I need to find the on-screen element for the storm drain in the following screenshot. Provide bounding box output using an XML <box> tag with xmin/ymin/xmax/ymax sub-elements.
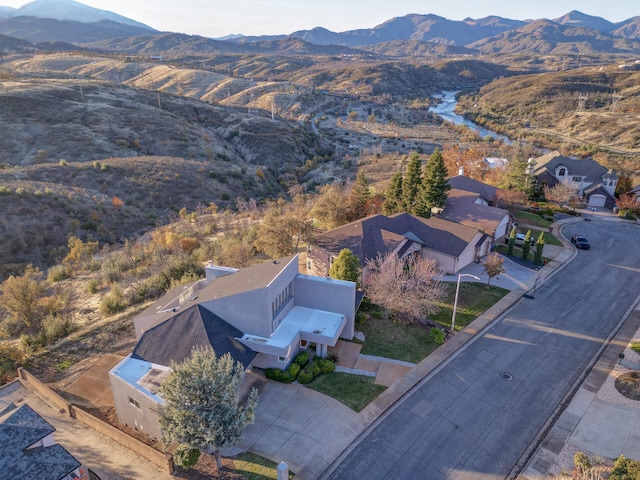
<box><xmin>501</xmin><ymin>372</ymin><xmax>514</xmax><ymax>381</ymax></box>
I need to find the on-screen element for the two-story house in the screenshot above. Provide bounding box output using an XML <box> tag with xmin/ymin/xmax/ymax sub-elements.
<box><xmin>109</xmin><ymin>255</ymin><xmax>355</xmax><ymax>439</ymax></box>
<box><xmin>530</xmin><ymin>151</ymin><xmax>618</xmax><ymax>208</ymax></box>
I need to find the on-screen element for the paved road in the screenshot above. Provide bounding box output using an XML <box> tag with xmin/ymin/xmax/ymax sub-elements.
<box><xmin>327</xmin><ymin>220</ymin><xmax>640</xmax><ymax>480</ymax></box>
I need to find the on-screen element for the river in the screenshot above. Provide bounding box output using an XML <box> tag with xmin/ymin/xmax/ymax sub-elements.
<box><xmin>429</xmin><ymin>90</ymin><xmax>512</xmax><ymax>144</ymax></box>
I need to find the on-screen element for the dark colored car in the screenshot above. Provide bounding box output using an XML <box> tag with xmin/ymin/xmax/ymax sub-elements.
<box><xmin>571</xmin><ymin>235</ymin><xmax>590</xmax><ymax>250</ymax></box>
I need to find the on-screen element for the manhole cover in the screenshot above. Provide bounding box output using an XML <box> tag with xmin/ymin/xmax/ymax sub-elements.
<box><xmin>501</xmin><ymin>372</ymin><xmax>513</xmax><ymax>381</ymax></box>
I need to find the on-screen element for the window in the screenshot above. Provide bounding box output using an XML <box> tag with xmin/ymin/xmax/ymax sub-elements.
<box><xmin>558</xmin><ymin>167</ymin><xmax>567</xmax><ymax>176</ymax></box>
<box><xmin>128</xmin><ymin>396</ymin><xmax>141</xmax><ymax>409</ymax></box>
<box><xmin>307</xmin><ymin>260</ymin><xmax>311</xmax><ymax>271</ymax></box>
<box><xmin>572</xmin><ymin>176</ymin><xmax>582</xmax><ymax>182</ymax></box>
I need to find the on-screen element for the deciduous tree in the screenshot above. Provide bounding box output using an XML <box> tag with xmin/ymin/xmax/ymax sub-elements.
<box><xmin>543</xmin><ymin>183</ymin><xmax>578</xmax><ymax>207</ymax></box>
<box><xmin>159</xmin><ymin>347</ymin><xmax>258</xmax><ymax>470</ymax></box>
<box><xmin>0</xmin><ymin>265</ymin><xmax>46</xmax><ymax>332</ymax></box>
<box><xmin>365</xmin><ymin>254</ymin><xmax>444</xmax><ymax>323</ymax></box>
<box><xmin>310</xmin><ymin>184</ymin><xmax>349</xmax><ymax>229</ymax></box>
<box><xmin>483</xmin><ymin>253</ymin><xmax>505</xmax><ymax>286</ymax></box>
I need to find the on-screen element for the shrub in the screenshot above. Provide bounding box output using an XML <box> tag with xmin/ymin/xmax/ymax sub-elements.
<box><xmin>314</xmin><ymin>357</ymin><xmax>336</xmax><ymax>374</ymax></box>
<box><xmin>297</xmin><ymin>369</ymin><xmax>314</xmax><ymax>385</ymax></box>
<box><xmin>101</xmin><ymin>286</ymin><xmax>126</xmax><ymax>315</ymax></box>
<box><xmin>265</xmin><ymin>367</ymin><xmax>296</xmax><ymax>383</ymax></box>
<box><xmin>294</xmin><ymin>350</ymin><xmax>309</xmax><ymax>367</ymax></box>
<box><xmin>430</xmin><ymin>327</ymin><xmax>445</xmax><ymax>345</ymax></box>
<box><xmin>0</xmin><ymin>342</ymin><xmax>24</xmax><ymax>384</ymax></box>
<box><xmin>0</xmin><ymin>186</ymin><xmax>11</xmax><ymax>195</ymax></box>
<box><xmin>174</xmin><ymin>444</ymin><xmax>201</xmax><ymax>469</ymax></box>
<box><xmin>287</xmin><ymin>362</ymin><xmax>300</xmax><ymax>378</ymax></box>
<box><xmin>59</xmin><ymin>159</ymin><xmax>67</xmax><ymax>166</ymax></box>
<box><xmin>611</xmin><ymin>455</ymin><xmax>640</xmax><ymax>479</ymax></box>
<box><xmin>47</xmin><ymin>265</ymin><xmax>72</xmax><ymax>283</ymax></box>
<box><xmin>43</xmin><ymin>315</ymin><xmax>74</xmax><ymax>343</ymax></box>
<box><xmin>87</xmin><ymin>279</ymin><xmax>99</xmax><ymax>294</ymax></box>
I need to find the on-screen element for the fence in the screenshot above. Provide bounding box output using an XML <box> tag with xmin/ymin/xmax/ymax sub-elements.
<box><xmin>16</xmin><ymin>368</ymin><xmax>174</xmax><ymax>474</ymax></box>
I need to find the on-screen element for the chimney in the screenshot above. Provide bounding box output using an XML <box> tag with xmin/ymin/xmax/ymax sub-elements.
<box><xmin>458</xmin><ymin>166</ymin><xmax>464</xmax><ymax>176</ymax></box>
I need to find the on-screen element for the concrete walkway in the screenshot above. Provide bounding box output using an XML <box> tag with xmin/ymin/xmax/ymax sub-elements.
<box><xmin>0</xmin><ymin>380</ymin><xmax>173</xmax><ymax>480</ymax></box>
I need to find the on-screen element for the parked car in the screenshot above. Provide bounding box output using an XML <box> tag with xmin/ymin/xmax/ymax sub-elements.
<box><xmin>504</xmin><ymin>233</ymin><xmax>535</xmax><ymax>247</ymax></box>
<box><xmin>571</xmin><ymin>235</ymin><xmax>590</xmax><ymax>250</ymax></box>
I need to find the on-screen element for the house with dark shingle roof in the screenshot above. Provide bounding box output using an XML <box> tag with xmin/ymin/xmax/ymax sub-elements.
<box><xmin>437</xmin><ymin>188</ymin><xmax>510</xmax><ymax>240</ymax></box>
<box><xmin>0</xmin><ymin>403</ymin><xmax>84</xmax><ymax>480</ymax></box>
<box><xmin>531</xmin><ymin>150</ymin><xmax>618</xmax><ymax>208</ymax></box>
<box><xmin>447</xmin><ymin>175</ymin><xmax>499</xmax><ymax>206</ymax></box>
<box><xmin>308</xmin><ymin>212</ymin><xmax>488</xmax><ymax>281</ymax></box>
<box><xmin>110</xmin><ymin>255</ymin><xmax>355</xmax><ymax>439</ymax></box>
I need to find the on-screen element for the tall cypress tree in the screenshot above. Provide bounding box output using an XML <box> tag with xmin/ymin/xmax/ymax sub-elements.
<box><xmin>402</xmin><ymin>152</ymin><xmax>423</xmax><ymax>215</ymax></box>
<box><xmin>383</xmin><ymin>172</ymin><xmax>404</xmax><ymax>215</ymax></box>
<box><xmin>421</xmin><ymin>148</ymin><xmax>451</xmax><ymax>212</ymax></box>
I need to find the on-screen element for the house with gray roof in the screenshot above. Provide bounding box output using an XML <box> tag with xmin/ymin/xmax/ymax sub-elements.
<box><xmin>437</xmin><ymin>188</ymin><xmax>510</xmax><ymax>240</ymax></box>
<box><xmin>447</xmin><ymin>175</ymin><xmax>499</xmax><ymax>206</ymax></box>
<box><xmin>307</xmin><ymin>212</ymin><xmax>487</xmax><ymax>281</ymax></box>
<box><xmin>110</xmin><ymin>255</ymin><xmax>355</xmax><ymax>439</ymax></box>
<box><xmin>0</xmin><ymin>403</ymin><xmax>83</xmax><ymax>480</ymax></box>
<box><xmin>531</xmin><ymin>151</ymin><xmax>618</xmax><ymax>208</ymax></box>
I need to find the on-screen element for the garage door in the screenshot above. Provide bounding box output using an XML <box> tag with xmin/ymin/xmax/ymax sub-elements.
<box><xmin>588</xmin><ymin>194</ymin><xmax>606</xmax><ymax>207</ymax></box>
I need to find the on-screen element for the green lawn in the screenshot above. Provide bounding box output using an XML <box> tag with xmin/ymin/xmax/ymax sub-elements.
<box><xmin>359</xmin><ymin>310</ymin><xmax>441</xmax><ymax>363</ymax></box>
<box><xmin>307</xmin><ymin>372</ymin><xmax>387</xmax><ymax>412</ymax></box>
<box><xmin>430</xmin><ymin>283</ymin><xmax>509</xmax><ymax>331</ymax></box>
<box><xmin>513</xmin><ymin>210</ymin><xmax>552</xmax><ymax>227</ymax></box>
<box><xmin>228</xmin><ymin>452</ymin><xmax>295</xmax><ymax>479</ymax></box>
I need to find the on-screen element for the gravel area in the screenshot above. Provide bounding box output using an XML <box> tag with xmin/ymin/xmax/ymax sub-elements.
<box><xmin>544</xmin><ymin>331</ymin><xmax>640</xmax><ymax>478</ymax></box>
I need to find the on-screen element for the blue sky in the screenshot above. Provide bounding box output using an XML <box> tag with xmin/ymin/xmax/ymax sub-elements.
<box><xmin>2</xmin><ymin>0</ymin><xmax>638</xmax><ymax>37</ymax></box>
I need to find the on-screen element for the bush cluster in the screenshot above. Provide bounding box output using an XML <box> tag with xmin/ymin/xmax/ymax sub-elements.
<box><xmin>265</xmin><ymin>351</ymin><xmax>335</xmax><ymax>385</ymax></box>
<box><xmin>430</xmin><ymin>327</ymin><xmax>445</xmax><ymax>345</ymax></box>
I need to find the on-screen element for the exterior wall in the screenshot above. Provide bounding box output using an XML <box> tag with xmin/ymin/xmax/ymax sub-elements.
<box><xmin>494</xmin><ymin>214</ymin><xmax>510</xmax><ymax>240</ymax></box>
<box><xmin>109</xmin><ymin>370</ymin><xmax>162</xmax><ymax>440</ymax></box>
<box><xmin>294</xmin><ymin>274</ymin><xmax>356</xmax><ymax>340</ymax></box>
<box><xmin>307</xmin><ymin>245</ymin><xmax>331</xmax><ymax>277</ymax></box>
<box><xmin>421</xmin><ymin>232</ymin><xmax>484</xmax><ymax>274</ymax></box>
<box><xmin>201</xmin><ymin>288</ymin><xmax>270</xmax><ymax>337</ymax></box>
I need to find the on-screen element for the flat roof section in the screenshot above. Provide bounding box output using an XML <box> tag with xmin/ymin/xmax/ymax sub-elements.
<box><xmin>240</xmin><ymin>306</ymin><xmax>346</xmax><ymax>356</ymax></box>
<box><xmin>110</xmin><ymin>356</ymin><xmax>170</xmax><ymax>403</ymax></box>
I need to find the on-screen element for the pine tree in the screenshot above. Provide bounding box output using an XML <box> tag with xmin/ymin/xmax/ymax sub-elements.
<box><xmin>383</xmin><ymin>172</ymin><xmax>404</xmax><ymax>215</ymax></box>
<box><xmin>329</xmin><ymin>249</ymin><xmax>361</xmax><ymax>286</ymax></box>
<box><xmin>402</xmin><ymin>152</ymin><xmax>423</xmax><ymax>215</ymax></box>
<box><xmin>159</xmin><ymin>347</ymin><xmax>258</xmax><ymax>470</ymax></box>
<box><xmin>347</xmin><ymin>171</ymin><xmax>372</xmax><ymax>221</ymax></box>
<box><xmin>420</xmin><ymin>148</ymin><xmax>451</xmax><ymax>213</ymax></box>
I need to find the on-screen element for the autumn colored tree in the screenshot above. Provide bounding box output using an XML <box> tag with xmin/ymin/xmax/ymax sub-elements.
<box><xmin>0</xmin><ymin>265</ymin><xmax>47</xmax><ymax>332</ymax></box>
<box><xmin>365</xmin><ymin>253</ymin><xmax>444</xmax><ymax>323</ymax></box>
<box><xmin>63</xmin><ymin>236</ymin><xmax>99</xmax><ymax>268</ymax></box>
<box><xmin>483</xmin><ymin>253</ymin><xmax>505</xmax><ymax>286</ymax></box>
<box><xmin>310</xmin><ymin>184</ymin><xmax>349</xmax><ymax>229</ymax></box>
<box><xmin>494</xmin><ymin>189</ymin><xmax>529</xmax><ymax>210</ymax></box>
<box><xmin>254</xmin><ymin>200</ymin><xmax>313</xmax><ymax>258</ymax></box>
<box><xmin>616</xmin><ymin>193</ymin><xmax>640</xmax><ymax>215</ymax></box>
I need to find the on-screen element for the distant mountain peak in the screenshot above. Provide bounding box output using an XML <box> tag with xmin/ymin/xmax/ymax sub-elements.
<box><xmin>13</xmin><ymin>0</ymin><xmax>155</xmax><ymax>30</ymax></box>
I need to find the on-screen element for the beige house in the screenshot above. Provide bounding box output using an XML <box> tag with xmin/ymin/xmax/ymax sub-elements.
<box><xmin>110</xmin><ymin>255</ymin><xmax>356</xmax><ymax>439</ymax></box>
<box><xmin>308</xmin><ymin>212</ymin><xmax>487</xmax><ymax>281</ymax></box>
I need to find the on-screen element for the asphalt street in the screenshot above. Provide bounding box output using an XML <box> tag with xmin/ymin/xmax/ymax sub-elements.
<box><xmin>327</xmin><ymin>220</ymin><xmax>640</xmax><ymax>480</ymax></box>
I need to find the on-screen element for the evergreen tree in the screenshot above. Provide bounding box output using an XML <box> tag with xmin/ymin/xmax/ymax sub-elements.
<box><xmin>420</xmin><ymin>148</ymin><xmax>451</xmax><ymax>213</ymax></box>
<box><xmin>329</xmin><ymin>248</ymin><xmax>361</xmax><ymax>286</ymax></box>
<box><xmin>506</xmin><ymin>227</ymin><xmax>516</xmax><ymax>256</ymax></box>
<box><xmin>159</xmin><ymin>347</ymin><xmax>258</xmax><ymax>470</ymax></box>
<box><xmin>534</xmin><ymin>232</ymin><xmax>545</xmax><ymax>265</ymax></box>
<box><xmin>402</xmin><ymin>152</ymin><xmax>423</xmax><ymax>215</ymax></box>
<box><xmin>499</xmin><ymin>156</ymin><xmax>533</xmax><ymax>196</ymax></box>
<box><xmin>347</xmin><ymin>171</ymin><xmax>372</xmax><ymax>221</ymax></box>
<box><xmin>383</xmin><ymin>172</ymin><xmax>404</xmax><ymax>215</ymax></box>
<box><xmin>521</xmin><ymin>229</ymin><xmax>532</xmax><ymax>261</ymax></box>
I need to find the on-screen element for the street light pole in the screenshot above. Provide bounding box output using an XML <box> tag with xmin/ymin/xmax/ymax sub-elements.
<box><xmin>451</xmin><ymin>273</ymin><xmax>480</xmax><ymax>331</ymax></box>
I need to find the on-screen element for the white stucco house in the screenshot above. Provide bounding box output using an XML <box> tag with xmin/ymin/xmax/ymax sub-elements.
<box><xmin>109</xmin><ymin>255</ymin><xmax>356</xmax><ymax>439</ymax></box>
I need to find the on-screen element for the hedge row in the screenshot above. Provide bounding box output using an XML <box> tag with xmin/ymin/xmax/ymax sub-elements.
<box><xmin>265</xmin><ymin>351</ymin><xmax>335</xmax><ymax>385</ymax></box>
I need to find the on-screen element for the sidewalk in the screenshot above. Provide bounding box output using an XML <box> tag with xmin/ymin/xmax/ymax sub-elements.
<box><xmin>518</xmin><ymin>302</ymin><xmax>640</xmax><ymax>479</ymax></box>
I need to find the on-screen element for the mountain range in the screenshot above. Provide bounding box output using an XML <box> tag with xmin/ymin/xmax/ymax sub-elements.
<box><xmin>0</xmin><ymin>0</ymin><xmax>640</xmax><ymax>56</ymax></box>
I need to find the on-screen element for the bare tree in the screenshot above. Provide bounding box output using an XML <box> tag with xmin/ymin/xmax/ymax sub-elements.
<box><xmin>365</xmin><ymin>254</ymin><xmax>445</xmax><ymax>323</ymax></box>
<box><xmin>544</xmin><ymin>183</ymin><xmax>578</xmax><ymax>207</ymax></box>
<box><xmin>483</xmin><ymin>252</ymin><xmax>505</xmax><ymax>286</ymax></box>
